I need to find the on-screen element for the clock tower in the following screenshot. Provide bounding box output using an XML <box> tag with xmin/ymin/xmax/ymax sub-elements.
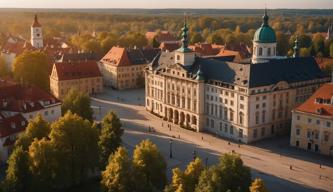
<box><xmin>31</xmin><ymin>14</ymin><xmax>43</xmax><ymax>48</ymax></box>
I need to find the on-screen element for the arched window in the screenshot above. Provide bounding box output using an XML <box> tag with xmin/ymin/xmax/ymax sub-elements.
<box><xmin>259</xmin><ymin>47</ymin><xmax>263</xmax><ymax>56</ymax></box>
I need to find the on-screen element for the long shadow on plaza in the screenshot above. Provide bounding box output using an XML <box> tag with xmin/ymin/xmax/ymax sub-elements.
<box><xmin>249</xmin><ymin>136</ymin><xmax>333</xmax><ymax>168</ymax></box>
<box><xmin>122</xmin><ymin>120</ymin><xmax>326</xmax><ymax>192</ymax></box>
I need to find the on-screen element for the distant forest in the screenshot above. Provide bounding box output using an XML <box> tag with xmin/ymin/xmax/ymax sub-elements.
<box><xmin>0</xmin><ymin>9</ymin><xmax>333</xmax><ymax>58</ymax></box>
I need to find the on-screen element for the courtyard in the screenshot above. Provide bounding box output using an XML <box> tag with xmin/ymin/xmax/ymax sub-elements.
<box><xmin>91</xmin><ymin>88</ymin><xmax>333</xmax><ymax>192</ymax></box>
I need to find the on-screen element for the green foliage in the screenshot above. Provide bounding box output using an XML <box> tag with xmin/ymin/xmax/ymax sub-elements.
<box><xmin>0</xmin><ymin>56</ymin><xmax>10</xmax><ymax>78</ymax></box>
<box><xmin>49</xmin><ymin>111</ymin><xmax>99</xmax><ymax>186</ymax></box>
<box><xmin>12</xmin><ymin>51</ymin><xmax>50</xmax><ymax>91</ymax></box>
<box><xmin>101</xmin><ymin>147</ymin><xmax>132</xmax><ymax>192</ymax></box>
<box><xmin>167</xmin><ymin>158</ymin><xmax>204</xmax><ymax>192</ymax></box>
<box><xmin>190</xmin><ymin>32</ymin><xmax>204</xmax><ymax>44</ymax></box>
<box><xmin>300</xmin><ymin>47</ymin><xmax>311</xmax><ymax>57</ymax></box>
<box><xmin>133</xmin><ymin>139</ymin><xmax>167</xmax><ymax>191</ymax></box>
<box><xmin>15</xmin><ymin>114</ymin><xmax>50</xmax><ymax>151</ymax></box>
<box><xmin>312</xmin><ymin>33</ymin><xmax>325</xmax><ymax>56</ymax></box>
<box><xmin>276</xmin><ymin>32</ymin><xmax>290</xmax><ymax>55</ymax></box>
<box><xmin>99</xmin><ymin>111</ymin><xmax>124</xmax><ymax>168</ymax></box>
<box><xmin>151</xmin><ymin>37</ymin><xmax>160</xmax><ymax>48</ymax></box>
<box><xmin>195</xmin><ymin>153</ymin><xmax>251</xmax><ymax>192</ymax></box>
<box><xmin>28</xmin><ymin>138</ymin><xmax>61</xmax><ymax>191</ymax></box>
<box><xmin>3</xmin><ymin>147</ymin><xmax>31</xmax><ymax>192</ymax></box>
<box><xmin>195</xmin><ymin>166</ymin><xmax>222</xmax><ymax>192</ymax></box>
<box><xmin>249</xmin><ymin>178</ymin><xmax>269</xmax><ymax>192</ymax></box>
<box><xmin>61</xmin><ymin>88</ymin><xmax>93</xmax><ymax>121</ymax></box>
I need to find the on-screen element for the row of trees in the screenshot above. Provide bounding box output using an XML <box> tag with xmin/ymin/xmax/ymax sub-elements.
<box><xmin>2</xmin><ymin>89</ymin><xmax>124</xmax><ymax>191</ymax></box>
<box><xmin>102</xmin><ymin>146</ymin><xmax>268</xmax><ymax>192</ymax></box>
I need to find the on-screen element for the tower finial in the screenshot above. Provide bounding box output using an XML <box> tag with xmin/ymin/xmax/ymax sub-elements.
<box><xmin>180</xmin><ymin>14</ymin><xmax>189</xmax><ymax>49</ymax></box>
<box><xmin>262</xmin><ymin>6</ymin><xmax>269</xmax><ymax>26</ymax></box>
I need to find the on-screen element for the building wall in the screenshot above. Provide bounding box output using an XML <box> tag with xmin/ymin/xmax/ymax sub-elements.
<box><xmin>0</xmin><ymin>52</ymin><xmax>16</xmax><ymax>70</ymax></box>
<box><xmin>146</xmin><ymin>66</ymin><xmax>328</xmax><ymax>143</ymax></box>
<box><xmin>50</xmin><ymin>76</ymin><xmax>103</xmax><ymax>99</ymax></box>
<box><xmin>99</xmin><ymin>62</ymin><xmax>146</xmax><ymax>90</ymax></box>
<box><xmin>22</xmin><ymin>104</ymin><xmax>62</xmax><ymax>122</ymax></box>
<box><xmin>290</xmin><ymin>111</ymin><xmax>333</xmax><ymax>156</ymax></box>
<box><xmin>145</xmin><ymin>69</ymin><xmax>203</xmax><ymax>131</ymax></box>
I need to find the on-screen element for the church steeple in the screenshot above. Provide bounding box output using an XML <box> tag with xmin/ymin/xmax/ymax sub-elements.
<box><xmin>177</xmin><ymin>15</ymin><xmax>192</xmax><ymax>53</ymax></box>
<box><xmin>175</xmin><ymin>14</ymin><xmax>195</xmax><ymax>66</ymax></box>
<box><xmin>31</xmin><ymin>14</ymin><xmax>43</xmax><ymax>48</ymax></box>
<box><xmin>293</xmin><ymin>36</ymin><xmax>300</xmax><ymax>58</ymax></box>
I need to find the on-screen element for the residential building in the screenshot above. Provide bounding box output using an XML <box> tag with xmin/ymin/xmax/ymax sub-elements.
<box><xmin>0</xmin><ymin>114</ymin><xmax>27</xmax><ymax>163</ymax></box>
<box><xmin>145</xmin><ymin>11</ymin><xmax>330</xmax><ymax>143</ymax></box>
<box><xmin>0</xmin><ymin>79</ymin><xmax>61</xmax><ymax>162</ymax></box>
<box><xmin>145</xmin><ymin>31</ymin><xmax>177</xmax><ymax>43</ymax></box>
<box><xmin>50</xmin><ymin>61</ymin><xmax>103</xmax><ymax>99</ymax></box>
<box><xmin>290</xmin><ymin>83</ymin><xmax>333</xmax><ymax>156</ymax></box>
<box><xmin>99</xmin><ymin>46</ymin><xmax>160</xmax><ymax>89</ymax></box>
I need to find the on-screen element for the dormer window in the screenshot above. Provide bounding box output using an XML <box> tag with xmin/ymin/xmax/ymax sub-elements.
<box><xmin>11</xmin><ymin>122</ymin><xmax>16</xmax><ymax>129</ymax></box>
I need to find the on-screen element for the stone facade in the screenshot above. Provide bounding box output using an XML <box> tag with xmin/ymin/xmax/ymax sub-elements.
<box><xmin>290</xmin><ymin>83</ymin><xmax>333</xmax><ymax>156</ymax></box>
<box><xmin>145</xmin><ymin>13</ymin><xmax>330</xmax><ymax>143</ymax></box>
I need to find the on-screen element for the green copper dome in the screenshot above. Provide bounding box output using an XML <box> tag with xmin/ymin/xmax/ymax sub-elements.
<box><xmin>253</xmin><ymin>10</ymin><xmax>276</xmax><ymax>43</ymax></box>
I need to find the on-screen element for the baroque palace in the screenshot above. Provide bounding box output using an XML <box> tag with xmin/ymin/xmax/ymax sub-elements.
<box><xmin>145</xmin><ymin>11</ymin><xmax>330</xmax><ymax>143</ymax></box>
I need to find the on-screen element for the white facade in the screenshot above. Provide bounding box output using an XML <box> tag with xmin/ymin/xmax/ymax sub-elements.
<box><xmin>252</xmin><ymin>42</ymin><xmax>277</xmax><ymax>64</ymax></box>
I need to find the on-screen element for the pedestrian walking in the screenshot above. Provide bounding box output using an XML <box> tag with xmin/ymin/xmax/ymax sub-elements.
<box><xmin>290</xmin><ymin>165</ymin><xmax>292</xmax><ymax>170</ymax></box>
<box><xmin>319</xmin><ymin>164</ymin><xmax>322</xmax><ymax>168</ymax></box>
<box><xmin>228</xmin><ymin>141</ymin><xmax>230</xmax><ymax>145</ymax></box>
<box><xmin>178</xmin><ymin>134</ymin><xmax>180</xmax><ymax>139</ymax></box>
<box><xmin>201</xmin><ymin>136</ymin><xmax>203</xmax><ymax>141</ymax></box>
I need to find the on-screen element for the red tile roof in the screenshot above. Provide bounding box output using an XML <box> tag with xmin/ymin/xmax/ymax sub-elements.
<box><xmin>101</xmin><ymin>47</ymin><xmax>132</xmax><ymax>66</ymax></box>
<box><xmin>101</xmin><ymin>46</ymin><xmax>160</xmax><ymax>67</ymax></box>
<box><xmin>0</xmin><ymin>82</ymin><xmax>60</xmax><ymax>113</ymax></box>
<box><xmin>0</xmin><ymin>114</ymin><xmax>27</xmax><ymax>138</ymax></box>
<box><xmin>189</xmin><ymin>43</ymin><xmax>223</xmax><ymax>56</ymax></box>
<box><xmin>53</xmin><ymin>61</ymin><xmax>102</xmax><ymax>81</ymax></box>
<box><xmin>32</xmin><ymin>15</ymin><xmax>41</xmax><ymax>27</ymax></box>
<box><xmin>159</xmin><ymin>41</ymin><xmax>180</xmax><ymax>52</ymax></box>
<box><xmin>296</xmin><ymin>83</ymin><xmax>333</xmax><ymax>118</ymax></box>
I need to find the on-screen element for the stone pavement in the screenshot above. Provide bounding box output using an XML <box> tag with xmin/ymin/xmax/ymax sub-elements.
<box><xmin>91</xmin><ymin>88</ymin><xmax>333</xmax><ymax>192</ymax></box>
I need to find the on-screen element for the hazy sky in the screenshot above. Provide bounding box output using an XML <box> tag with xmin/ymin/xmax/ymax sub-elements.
<box><xmin>0</xmin><ymin>0</ymin><xmax>332</xmax><ymax>9</ymax></box>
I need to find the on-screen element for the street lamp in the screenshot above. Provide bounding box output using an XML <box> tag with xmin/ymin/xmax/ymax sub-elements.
<box><xmin>169</xmin><ymin>139</ymin><xmax>173</xmax><ymax>159</ymax></box>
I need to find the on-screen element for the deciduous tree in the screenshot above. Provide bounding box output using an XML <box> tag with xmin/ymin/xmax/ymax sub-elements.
<box><xmin>101</xmin><ymin>147</ymin><xmax>132</xmax><ymax>192</ymax></box>
<box><xmin>3</xmin><ymin>147</ymin><xmax>31</xmax><ymax>192</ymax></box>
<box><xmin>61</xmin><ymin>88</ymin><xmax>93</xmax><ymax>121</ymax></box>
<box><xmin>12</xmin><ymin>51</ymin><xmax>50</xmax><ymax>90</ymax></box>
<box><xmin>249</xmin><ymin>178</ymin><xmax>268</xmax><ymax>192</ymax></box>
<box><xmin>132</xmin><ymin>139</ymin><xmax>167</xmax><ymax>192</ymax></box>
<box><xmin>15</xmin><ymin>114</ymin><xmax>50</xmax><ymax>151</ymax></box>
<box><xmin>99</xmin><ymin>111</ymin><xmax>124</xmax><ymax>168</ymax></box>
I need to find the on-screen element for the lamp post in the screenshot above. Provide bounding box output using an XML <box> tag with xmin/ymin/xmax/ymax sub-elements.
<box><xmin>169</xmin><ymin>139</ymin><xmax>173</xmax><ymax>159</ymax></box>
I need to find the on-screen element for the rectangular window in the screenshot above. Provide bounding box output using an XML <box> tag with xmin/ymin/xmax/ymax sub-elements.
<box><xmin>230</xmin><ymin>126</ymin><xmax>234</xmax><ymax>135</ymax></box>
<box><xmin>253</xmin><ymin>129</ymin><xmax>258</xmax><ymax>138</ymax></box>
<box><xmin>296</xmin><ymin>128</ymin><xmax>300</xmax><ymax>135</ymax></box>
<box><xmin>224</xmin><ymin>124</ymin><xmax>228</xmax><ymax>133</ymax></box>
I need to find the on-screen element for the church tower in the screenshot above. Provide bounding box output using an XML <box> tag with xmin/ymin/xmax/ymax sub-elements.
<box><xmin>31</xmin><ymin>14</ymin><xmax>43</xmax><ymax>48</ymax></box>
<box><xmin>251</xmin><ymin>9</ymin><xmax>277</xmax><ymax>64</ymax></box>
<box><xmin>174</xmin><ymin>17</ymin><xmax>195</xmax><ymax>66</ymax></box>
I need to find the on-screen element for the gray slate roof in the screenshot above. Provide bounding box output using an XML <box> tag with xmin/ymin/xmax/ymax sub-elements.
<box><xmin>151</xmin><ymin>52</ymin><xmax>328</xmax><ymax>88</ymax></box>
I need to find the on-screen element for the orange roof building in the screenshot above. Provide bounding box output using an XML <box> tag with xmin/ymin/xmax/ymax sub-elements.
<box><xmin>99</xmin><ymin>46</ymin><xmax>160</xmax><ymax>89</ymax></box>
<box><xmin>50</xmin><ymin>61</ymin><xmax>103</xmax><ymax>99</ymax></box>
<box><xmin>290</xmin><ymin>82</ymin><xmax>333</xmax><ymax>156</ymax></box>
